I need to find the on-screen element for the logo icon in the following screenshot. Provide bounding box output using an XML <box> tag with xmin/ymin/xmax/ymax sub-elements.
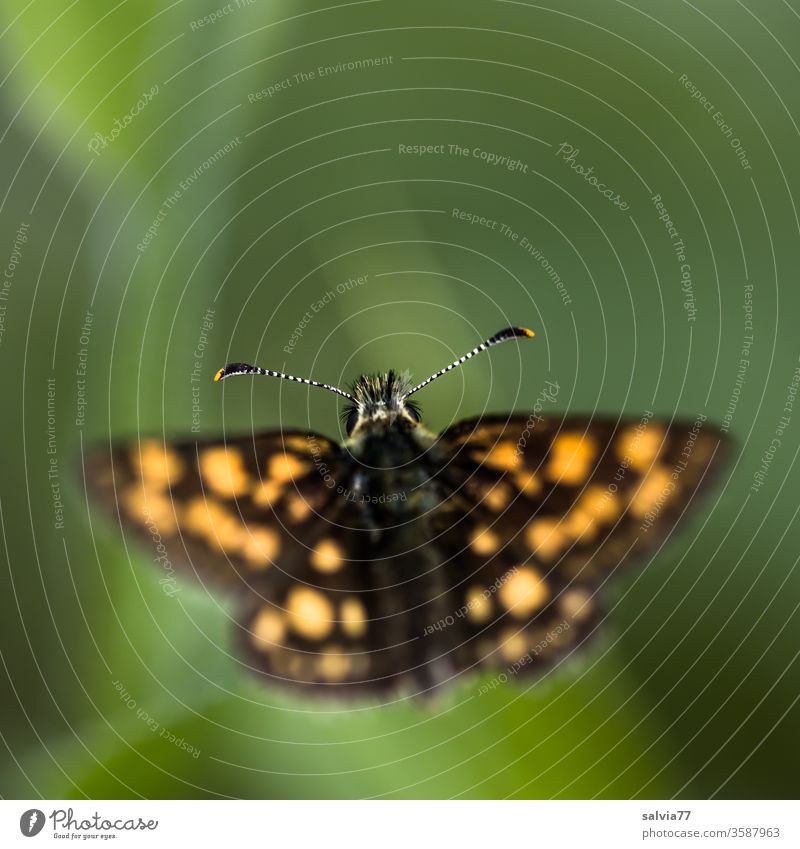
<box><xmin>19</xmin><ymin>809</ymin><xmax>45</xmax><ymax>837</ymax></box>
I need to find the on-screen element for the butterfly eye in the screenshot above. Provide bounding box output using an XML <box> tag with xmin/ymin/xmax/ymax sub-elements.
<box><xmin>345</xmin><ymin>408</ymin><xmax>360</xmax><ymax>436</ymax></box>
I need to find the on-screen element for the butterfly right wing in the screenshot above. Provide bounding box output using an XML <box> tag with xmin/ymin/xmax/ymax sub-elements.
<box><xmin>424</xmin><ymin>413</ymin><xmax>727</xmax><ymax>682</ymax></box>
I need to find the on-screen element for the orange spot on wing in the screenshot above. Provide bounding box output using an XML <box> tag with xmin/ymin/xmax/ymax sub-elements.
<box><xmin>311</xmin><ymin>539</ymin><xmax>345</xmax><ymax>573</ymax></box>
<box><xmin>499</xmin><ymin>567</ymin><xmax>550</xmax><ymax>618</ymax></box>
<box><xmin>200</xmin><ymin>446</ymin><xmax>251</xmax><ymax>498</ymax></box>
<box><xmin>469</xmin><ymin>525</ymin><xmax>500</xmax><ymax>556</ymax></box>
<box><xmin>132</xmin><ymin>441</ymin><xmax>185</xmax><ymax>489</ymax></box>
<box><xmin>482</xmin><ymin>442</ymin><xmax>519</xmax><ymax>471</ymax></box>
<box><xmin>546</xmin><ymin>432</ymin><xmax>596</xmax><ymax>484</ymax></box>
<box><xmin>251</xmin><ymin>608</ymin><xmax>286</xmax><ymax>649</ymax></box>
<box><xmin>525</xmin><ymin>519</ymin><xmax>564</xmax><ymax>560</ymax></box>
<box><xmin>616</xmin><ymin>424</ymin><xmax>666</xmax><ymax>471</ymax></box>
<box><xmin>268</xmin><ymin>453</ymin><xmax>312</xmax><ymax>484</ymax></box>
<box><xmin>286</xmin><ymin>587</ymin><xmax>334</xmax><ymax>640</ymax></box>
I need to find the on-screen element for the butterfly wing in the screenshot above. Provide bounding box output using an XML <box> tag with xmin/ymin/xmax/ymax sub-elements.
<box><xmin>427</xmin><ymin>414</ymin><xmax>726</xmax><ymax>681</ymax></box>
<box><xmin>86</xmin><ymin>431</ymin><xmax>353</xmax><ymax>593</ymax></box>
<box><xmin>88</xmin><ymin>431</ymin><xmax>435</xmax><ymax>694</ymax></box>
<box><xmin>87</xmin><ymin>412</ymin><xmax>726</xmax><ymax>697</ymax></box>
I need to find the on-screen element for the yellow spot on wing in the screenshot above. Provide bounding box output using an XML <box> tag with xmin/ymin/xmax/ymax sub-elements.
<box><xmin>282</xmin><ymin>435</ymin><xmax>314</xmax><ymax>452</ymax></box>
<box><xmin>564</xmin><ymin>509</ymin><xmax>597</xmax><ymax>542</ymax></box>
<box><xmin>268</xmin><ymin>453</ymin><xmax>312</xmax><ymax>484</ymax></box>
<box><xmin>465</xmin><ymin>586</ymin><xmax>493</xmax><ymax>624</ymax></box>
<box><xmin>240</xmin><ymin>527</ymin><xmax>279</xmax><ymax>567</ymax></box>
<box><xmin>213</xmin><ymin>367</ymin><xmax>225</xmax><ymax>382</ymax></box>
<box><xmin>616</xmin><ymin>424</ymin><xmax>666</xmax><ymax>470</ymax></box>
<box><xmin>132</xmin><ymin>441</ymin><xmax>185</xmax><ymax>488</ymax></box>
<box><xmin>182</xmin><ymin>496</ymin><xmax>242</xmax><ymax>553</ymax></box>
<box><xmin>512</xmin><ymin>469</ymin><xmax>542</xmax><ymax>496</ymax></box>
<box><xmin>525</xmin><ymin>519</ymin><xmax>563</xmax><ymax>560</ymax></box>
<box><xmin>578</xmin><ymin>485</ymin><xmax>620</xmax><ymax>523</ymax></box>
<box><xmin>629</xmin><ymin>466</ymin><xmax>675</xmax><ymax>518</ymax></box>
<box><xmin>311</xmin><ymin>539</ymin><xmax>345</xmax><ymax>573</ymax></box>
<box><xmin>251</xmin><ymin>608</ymin><xmax>286</xmax><ymax>649</ymax></box>
<box><xmin>560</xmin><ymin>588</ymin><xmax>593</xmax><ymax>623</ymax></box>
<box><xmin>469</xmin><ymin>525</ymin><xmax>500</xmax><ymax>556</ymax></box>
<box><xmin>251</xmin><ymin>479</ymin><xmax>283</xmax><ymax>506</ymax></box>
<box><xmin>286</xmin><ymin>587</ymin><xmax>334</xmax><ymax>640</ymax></box>
<box><xmin>122</xmin><ymin>486</ymin><xmax>177</xmax><ymax>533</ymax></box>
<box><xmin>200</xmin><ymin>446</ymin><xmax>251</xmax><ymax>498</ymax></box>
<box><xmin>499</xmin><ymin>566</ymin><xmax>550</xmax><ymax>618</ymax></box>
<box><xmin>546</xmin><ymin>432</ymin><xmax>596</xmax><ymax>484</ymax></box>
<box><xmin>317</xmin><ymin>647</ymin><xmax>351</xmax><ymax>682</ymax></box>
<box><xmin>286</xmin><ymin>493</ymin><xmax>312</xmax><ymax>522</ymax></box>
<box><xmin>482</xmin><ymin>442</ymin><xmax>519</xmax><ymax>471</ymax></box>
<box><xmin>482</xmin><ymin>481</ymin><xmax>512</xmax><ymax>511</ymax></box>
<box><xmin>340</xmin><ymin>597</ymin><xmax>367</xmax><ymax>638</ymax></box>
<box><xmin>499</xmin><ymin>629</ymin><xmax>528</xmax><ymax>662</ymax></box>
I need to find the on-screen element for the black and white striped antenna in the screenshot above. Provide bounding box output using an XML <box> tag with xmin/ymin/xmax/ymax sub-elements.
<box><xmin>213</xmin><ymin>363</ymin><xmax>353</xmax><ymax>401</ymax></box>
<box><xmin>402</xmin><ymin>326</ymin><xmax>535</xmax><ymax>399</ymax></box>
<box><xmin>213</xmin><ymin>326</ymin><xmax>534</xmax><ymax>402</ymax></box>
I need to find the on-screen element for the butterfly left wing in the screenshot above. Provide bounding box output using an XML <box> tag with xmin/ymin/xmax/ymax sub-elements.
<box><xmin>86</xmin><ymin>431</ymin><xmax>353</xmax><ymax>593</ymax></box>
<box><xmin>425</xmin><ymin>413</ymin><xmax>726</xmax><ymax>680</ymax></box>
<box><xmin>88</xmin><ymin>431</ymin><xmax>441</xmax><ymax>695</ymax></box>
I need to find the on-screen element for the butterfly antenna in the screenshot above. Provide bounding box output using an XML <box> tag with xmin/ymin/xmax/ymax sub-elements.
<box><xmin>213</xmin><ymin>363</ymin><xmax>353</xmax><ymax>401</ymax></box>
<box><xmin>402</xmin><ymin>326</ymin><xmax>535</xmax><ymax>398</ymax></box>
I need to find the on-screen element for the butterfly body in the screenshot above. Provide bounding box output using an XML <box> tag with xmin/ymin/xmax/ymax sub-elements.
<box><xmin>92</xmin><ymin>328</ymin><xmax>726</xmax><ymax>698</ymax></box>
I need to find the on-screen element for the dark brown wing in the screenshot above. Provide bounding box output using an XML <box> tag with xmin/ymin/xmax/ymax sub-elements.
<box><xmin>86</xmin><ymin>431</ymin><xmax>353</xmax><ymax>593</ymax></box>
<box><xmin>86</xmin><ymin>413</ymin><xmax>726</xmax><ymax>698</ymax></box>
<box><xmin>425</xmin><ymin>413</ymin><xmax>727</xmax><ymax>682</ymax></box>
<box><xmin>87</xmin><ymin>431</ymin><xmax>441</xmax><ymax>695</ymax></box>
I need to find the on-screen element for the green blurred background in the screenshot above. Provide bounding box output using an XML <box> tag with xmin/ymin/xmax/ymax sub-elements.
<box><xmin>1</xmin><ymin>0</ymin><xmax>798</xmax><ymax>799</ymax></box>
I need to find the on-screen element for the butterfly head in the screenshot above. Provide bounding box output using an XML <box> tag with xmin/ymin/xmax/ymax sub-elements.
<box><xmin>343</xmin><ymin>370</ymin><xmax>422</xmax><ymax>436</ymax></box>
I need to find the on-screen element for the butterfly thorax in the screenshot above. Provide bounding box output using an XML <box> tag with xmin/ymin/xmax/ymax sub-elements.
<box><xmin>345</xmin><ymin>412</ymin><xmax>441</xmax><ymax>522</ymax></box>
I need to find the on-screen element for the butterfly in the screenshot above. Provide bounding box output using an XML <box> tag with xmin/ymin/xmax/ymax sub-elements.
<box><xmin>88</xmin><ymin>327</ymin><xmax>726</xmax><ymax>698</ymax></box>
